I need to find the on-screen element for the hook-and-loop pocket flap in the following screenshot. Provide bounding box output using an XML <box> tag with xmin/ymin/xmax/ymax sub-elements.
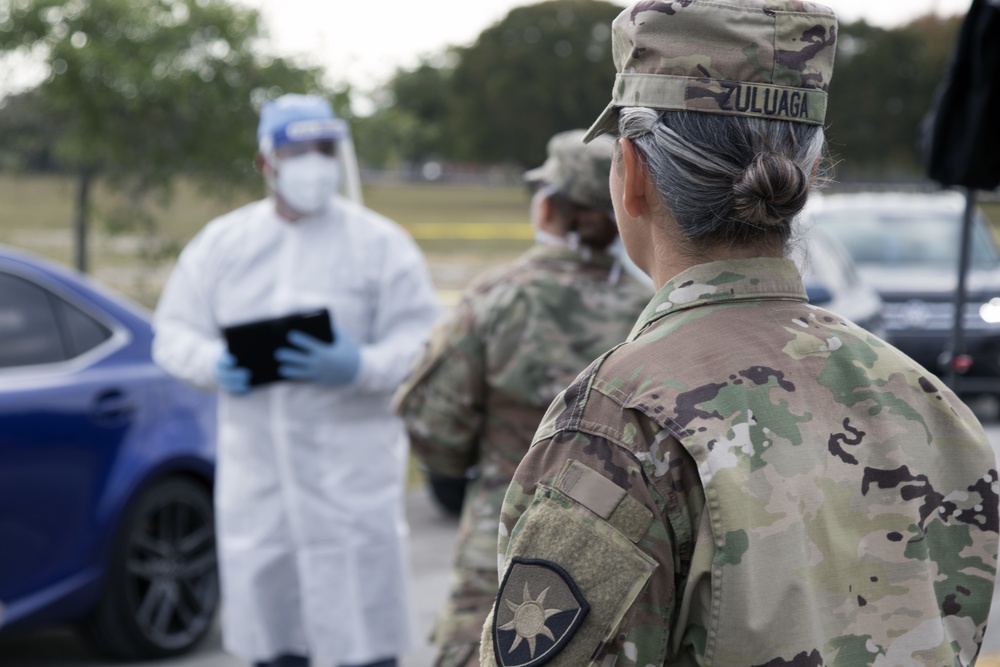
<box><xmin>483</xmin><ymin>473</ymin><xmax>657</xmax><ymax>667</ymax></box>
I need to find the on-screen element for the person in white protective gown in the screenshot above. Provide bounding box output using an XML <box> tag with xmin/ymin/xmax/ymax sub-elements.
<box><xmin>152</xmin><ymin>94</ymin><xmax>440</xmax><ymax>667</ymax></box>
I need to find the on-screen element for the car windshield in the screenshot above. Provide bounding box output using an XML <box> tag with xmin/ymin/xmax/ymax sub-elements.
<box><xmin>816</xmin><ymin>208</ymin><xmax>999</xmax><ymax>269</ymax></box>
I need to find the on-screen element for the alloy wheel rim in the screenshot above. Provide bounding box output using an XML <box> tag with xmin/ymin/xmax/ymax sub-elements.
<box><xmin>124</xmin><ymin>490</ymin><xmax>218</xmax><ymax>649</ymax></box>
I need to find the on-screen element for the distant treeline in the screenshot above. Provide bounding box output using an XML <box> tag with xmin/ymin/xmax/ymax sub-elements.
<box><xmin>0</xmin><ymin>0</ymin><xmax>963</xmax><ymax>183</ymax></box>
<box><xmin>346</xmin><ymin>2</ymin><xmax>963</xmax><ymax>183</ymax></box>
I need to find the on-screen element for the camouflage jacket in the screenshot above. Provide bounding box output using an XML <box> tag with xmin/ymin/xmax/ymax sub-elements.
<box><xmin>395</xmin><ymin>244</ymin><xmax>652</xmax><ymax>648</ymax></box>
<box><xmin>484</xmin><ymin>257</ymin><xmax>998</xmax><ymax>667</ymax></box>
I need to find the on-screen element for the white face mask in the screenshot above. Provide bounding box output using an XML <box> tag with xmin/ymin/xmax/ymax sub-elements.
<box><xmin>534</xmin><ymin>227</ymin><xmax>570</xmax><ymax>247</ymax></box>
<box><xmin>269</xmin><ymin>152</ymin><xmax>340</xmax><ymax>215</ymax></box>
<box><xmin>607</xmin><ymin>235</ymin><xmax>654</xmax><ymax>287</ymax></box>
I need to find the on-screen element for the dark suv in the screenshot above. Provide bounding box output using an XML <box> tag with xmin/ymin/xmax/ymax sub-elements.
<box><xmin>806</xmin><ymin>191</ymin><xmax>1000</xmax><ymax>396</ymax></box>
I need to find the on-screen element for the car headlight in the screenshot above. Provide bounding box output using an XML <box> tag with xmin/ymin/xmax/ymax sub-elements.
<box><xmin>979</xmin><ymin>298</ymin><xmax>1000</xmax><ymax>324</ymax></box>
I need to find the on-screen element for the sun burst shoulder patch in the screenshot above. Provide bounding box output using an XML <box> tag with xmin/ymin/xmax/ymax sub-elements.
<box><xmin>492</xmin><ymin>557</ymin><xmax>590</xmax><ymax>667</ymax></box>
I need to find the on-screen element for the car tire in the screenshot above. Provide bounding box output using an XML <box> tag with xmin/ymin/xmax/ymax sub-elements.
<box><xmin>80</xmin><ymin>476</ymin><xmax>219</xmax><ymax>660</ymax></box>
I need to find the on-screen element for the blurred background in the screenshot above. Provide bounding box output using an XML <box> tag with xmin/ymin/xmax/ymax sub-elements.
<box><xmin>2</xmin><ymin>0</ymin><xmax>1000</xmax><ymax>665</ymax></box>
<box><xmin>0</xmin><ymin>0</ymin><xmax>996</xmax><ymax>310</ymax></box>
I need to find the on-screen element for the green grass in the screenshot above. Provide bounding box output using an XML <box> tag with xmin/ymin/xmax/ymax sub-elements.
<box><xmin>0</xmin><ymin>175</ymin><xmax>248</xmax><ymax>236</ymax></box>
<box><xmin>364</xmin><ymin>183</ymin><xmax>534</xmax><ymax>261</ymax></box>
<box><xmin>0</xmin><ymin>176</ymin><xmax>532</xmax><ymax>242</ymax></box>
<box><xmin>3</xmin><ymin>174</ymin><xmax>997</xmax><ymax>306</ymax></box>
<box><xmin>364</xmin><ymin>182</ymin><xmax>531</xmax><ymax>227</ymax></box>
<box><xmin>0</xmin><ymin>175</ymin><xmax>534</xmax><ymax>305</ymax></box>
<box><xmin>0</xmin><ymin>176</ymin><xmax>75</xmax><ymax>231</ymax></box>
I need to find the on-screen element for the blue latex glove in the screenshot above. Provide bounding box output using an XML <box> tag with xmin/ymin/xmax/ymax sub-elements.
<box><xmin>274</xmin><ymin>328</ymin><xmax>361</xmax><ymax>386</ymax></box>
<box><xmin>215</xmin><ymin>351</ymin><xmax>251</xmax><ymax>395</ymax></box>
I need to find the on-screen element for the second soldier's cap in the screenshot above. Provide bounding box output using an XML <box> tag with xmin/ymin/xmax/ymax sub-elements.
<box><xmin>584</xmin><ymin>0</ymin><xmax>838</xmax><ymax>142</ymax></box>
<box><xmin>524</xmin><ymin>130</ymin><xmax>616</xmax><ymax>210</ymax></box>
<box><xmin>257</xmin><ymin>94</ymin><xmax>347</xmax><ymax>154</ymax></box>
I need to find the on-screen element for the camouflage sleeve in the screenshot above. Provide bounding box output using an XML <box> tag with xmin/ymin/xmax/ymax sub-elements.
<box><xmin>482</xmin><ymin>425</ymin><xmax>681</xmax><ymax>667</ymax></box>
<box><xmin>394</xmin><ymin>296</ymin><xmax>489</xmax><ymax>478</ymax></box>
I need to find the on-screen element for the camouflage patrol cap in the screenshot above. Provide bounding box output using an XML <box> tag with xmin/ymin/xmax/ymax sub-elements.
<box><xmin>583</xmin><ymin>0</ymin><xmax>838</xmax><ymax>142</ymax></box>
<box><xmin>524</xmin><ymin>130</ymin><xmax>616</xmax><ymax>210</ymax></box>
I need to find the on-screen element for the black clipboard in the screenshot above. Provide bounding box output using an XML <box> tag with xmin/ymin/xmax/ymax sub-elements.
<box><xmin>222</xmin><ymin>309</ymin><xmax>334</xmax><ymax>386</ymax></box>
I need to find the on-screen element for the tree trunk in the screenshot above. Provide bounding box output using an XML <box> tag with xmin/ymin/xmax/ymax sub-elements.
<box><xmin>73</xmin><ymin>168</ymin><xmax>92</xmax><ymax>273</ymax></box>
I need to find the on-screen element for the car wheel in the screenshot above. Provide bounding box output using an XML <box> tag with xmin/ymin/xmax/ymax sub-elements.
<box><xmin>80</xmin><ymin>477</ymin><xmax>218</xmax><ymax>659</ymax></box>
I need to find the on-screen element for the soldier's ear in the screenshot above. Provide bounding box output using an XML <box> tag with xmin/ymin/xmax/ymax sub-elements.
<box><xmin>810</xmin><ymin>156</ymin><xmax>821</xmax><ymax>182</ymax></box>
<box><xmin>537</xmin><ymin>193</ymin><xmax>558</xmax><ymax>226</ymax></box>
<box><xmin>619</xmin><ymin>138</ymin><xmax>649</xmax><ymax>219</ymax></box>
<box><xmin>538</xmin><ymin>197</ymin><xmax>573</xmax><ymax>236</ymax></box>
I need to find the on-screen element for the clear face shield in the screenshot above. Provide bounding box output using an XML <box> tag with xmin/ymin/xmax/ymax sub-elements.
<box><xmin>260</xmin><ymin>116</ymin><xmax>365</xmax><ymax>208</ymax></box>
<box><xmin>334</xmin><ymin>130</ymin><xmax>363</xmax><ymax>205</ymax></box>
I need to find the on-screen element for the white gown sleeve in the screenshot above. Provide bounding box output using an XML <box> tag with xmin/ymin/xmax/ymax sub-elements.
<box><xmin>354</xmin><ymin>231</ymin><xmax>440</xmax><ymax>394</ymax></box>
<box><xmin>152</xmin><ymin>237</ymin><xmax>225</xmax><ymax>391</ymax></box>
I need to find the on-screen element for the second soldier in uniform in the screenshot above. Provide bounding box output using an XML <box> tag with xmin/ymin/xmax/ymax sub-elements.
<box><xmin>395</xmin><ymin>130</ymin><xmax>652</xmax><ymax>667</ymax></box>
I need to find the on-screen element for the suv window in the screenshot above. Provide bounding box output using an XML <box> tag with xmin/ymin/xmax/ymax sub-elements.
<box><xmin>819</xmin><ymin>210</ymin><xmax>999</xmax><ymax>269</ymax></box>
<box><xmin>0</xmin><ymin>272</ymin><xmax>114</xmax><ymax>370</ymax></box>
<box><xmin>0</xmin><ymin>273</ymin><xmax>68</xmax><ymax>368</ymax></box>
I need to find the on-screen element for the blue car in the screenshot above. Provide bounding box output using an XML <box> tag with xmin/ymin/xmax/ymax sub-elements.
<box><xmin>0</xmin><ymin>246</ymin><xmax>218</xmax><ymax>659</ymax></box>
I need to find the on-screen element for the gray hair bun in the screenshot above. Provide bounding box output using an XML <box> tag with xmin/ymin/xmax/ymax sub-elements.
<box><xmin>732</xmin><ymin>153</ymin><xmax>810</xmax><ymax>229</ymax></box>
<box><xmin>618</xmin><ymin>108</ymin><xmax>826</xmax><ymax>246</ymax></box>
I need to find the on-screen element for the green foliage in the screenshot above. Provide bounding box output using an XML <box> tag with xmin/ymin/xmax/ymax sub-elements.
<box><xmin>0</xmin><ymin>0</ymin><xmax>331</xmax><ymax>270</ymax></box>
<box><xmin>448</xmin><ymin>0</ymin><xmax>621</xmax><ymax>167</ymax></box>
<box><xmin>354</xmin><ymin>0</ymin><xmax>622</xmax><ymax>169</ymax></box>
<box><xmin>352</xmin><ymin>58</ymin><xmax>454</xmax><ymax>168</ymax></box>
<box><xmin>0</xmin><ymin>88</ymin><xmax>60</xmax><ymax>170</ymax></box>
<box><xmin>352</xmin><ymin>6</ymin><xmax>966</xmax><ymax>179</ymax></box>
<box><xmin>0</xmin><ymin>1</ymin><xmax>972</xmax><ymax>183</ymax></box>
<box><xmin>825</xmin><ymin>15</ymin><xmax>963</xmax><ymax>180</ymax></box>
<box><xmin>0</xmin><ymin>0</ymin><xmax>327</xmax><ymax>195</ymax></box>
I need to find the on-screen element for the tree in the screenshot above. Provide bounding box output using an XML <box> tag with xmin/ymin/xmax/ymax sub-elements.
<box><xmin>825</xmin><ymin>15</ymin><xmax>962</xmax><ymax>180</ymax></box>
<box><xmin>447</xmin><ymin>0</ymin><xmax>622</xmax><ymax>167</ymax></box>
<box><xmin>0</xmin><ymin>88</ymin><xmax>62</xmax><ymax>171</ymax></box>
<box><xmin>0</xmin><ymin>0</ymin><xmax>326</xmax><ymax>272</ymax></box>
<box><xmin>352</xmin><ymin>57</ymin><xmax>455</xmax><ymax>168</ymax></box>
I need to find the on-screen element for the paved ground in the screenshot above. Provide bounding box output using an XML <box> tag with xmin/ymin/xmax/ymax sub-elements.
<box><xmin>0</xmin><ymin>487</ymin><xmax>458</xmax><ymax>667</ymax></box>
<box><xmin>5</xmin><ymin>405</ymin><xmax>1000</xmax><ymax>667</ymax></box>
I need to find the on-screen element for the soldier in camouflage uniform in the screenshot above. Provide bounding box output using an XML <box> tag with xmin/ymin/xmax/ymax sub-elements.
<box><xmin>395</xmin><ymin>130</ymin><xmax>653</xmax><ymax>667</ymax></box>
<box><xmin>482</xmin><ymin>2</ymin><xmax>999</xmax><ymax>666</ymax></box>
